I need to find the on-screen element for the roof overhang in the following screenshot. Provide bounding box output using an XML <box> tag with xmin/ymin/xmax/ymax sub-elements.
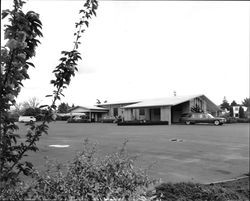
<box><xmin>68</xmin><ymin>106</ymin><xmax>109</xmax><ymax>113</ymax></box>
<box><xmin>122</xmin><ymin>94</ymin><xmax>203</xmax><ymax>109</ymax></box>
<box><xmin>122</xmin><ymin>94</ymin><xmax>221</xmax><ymax>112</ymax></box>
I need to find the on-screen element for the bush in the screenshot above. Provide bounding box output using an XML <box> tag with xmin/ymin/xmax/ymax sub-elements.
<box><xmin>56</xmin><ymin>115</ymin><xmax>70</xmax><ymax>121</ymax></box>
<box><xmin>0</xmin><ymin>140</ymin><xmax>155</xmax><ymax>200</ymax></box>
<box><xmin>225</xmin><ymin>117</ymin><xmax>238</xmax><ymax>123</ymax></box>
<box><xmin>237</xmin><ymin>118</ymin><xmax>250</xmax><ymax>123</ymax></box>
<box><xmin>67</xmin><ymin>118</ymin><xmax>90</xmax><ymax>123</ymax></box>
<box><xmin>225</xmin><ymin>117</ymin><xmax>250</xmax><ymax>124</ymax></box>
<box><xmin>118</xmin><ymin>120</ymin><xmax>169</xmax><ymax>126</ymax></box>
<box><xmin>153</xmin><ymin>182</ymin><xmax>241</xmax><ymax>201</ymax></box>
<box><xmin>101</xmin><ymin>119</ymin><xmax>116</xmax><ymax>123</ymax></box>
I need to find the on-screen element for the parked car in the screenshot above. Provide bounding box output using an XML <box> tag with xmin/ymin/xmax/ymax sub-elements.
<box><xmin>179</xmin><ymin>113</ymin><xmax>226</xmax><ymax>125</ymax></box>
<box><xmin>18</xmin><ymin>116</ymin><xmax>36</xmax><ymax>123</ymax></box>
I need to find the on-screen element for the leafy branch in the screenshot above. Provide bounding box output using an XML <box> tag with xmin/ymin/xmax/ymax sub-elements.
<box><xmin>0</xmin><ymin>0</ymin><xmax>98</xmax><ymax>184</ymax></box>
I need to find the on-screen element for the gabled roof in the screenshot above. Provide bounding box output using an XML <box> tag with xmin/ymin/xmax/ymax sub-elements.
<box><xmin>122</xmin><ymin>94</ymin><xmax>202</xmax><ymax>108</ymax></box>
<box><xmin>68</xmin><ymin>105</ymin><xmax>108</xmax><ymax>113</ymax></box>
<box><xmin>122</xmin><ymin>94</ymin><xmax>220</xmax><ymax>112</ymax></box>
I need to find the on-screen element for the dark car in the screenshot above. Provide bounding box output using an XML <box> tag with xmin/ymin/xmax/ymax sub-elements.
<box><xmin>179</xmin><ymin>113</ymin><xmax>226</xmax><ymax>125</ymax></box>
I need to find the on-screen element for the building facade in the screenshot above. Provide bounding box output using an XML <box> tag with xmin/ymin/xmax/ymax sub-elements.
<box><xmin>96</xmin><ymin>94</ymin><xmax>221</xmax><ymax>125</ymax></box>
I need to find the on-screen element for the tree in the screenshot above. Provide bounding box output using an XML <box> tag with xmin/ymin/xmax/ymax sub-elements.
<box><xmin>220</xmin><ymin>97</ymin><xmax>230</xmax><ymax>110</ymax></box>
<box><xmin>0</xmin><ymin>0</ymin><xmax>98</xmax><ymax>188</ymax></box>
<box><xmin>22</xmin><ymin>97</ymin><xmax>40</xmax><ymax>109</ymax></box>
<box><xmin>23</xmin><ymin>107</ymin><xmax>41</xmax><ymax>117</ymax></box>
<box><xmin>230</xmin><ymin>100</ymin><xmax>237</xmax><ymax>106</ymax></box>
<box><xmin>242</xmin><ymin>98</ymin><xmax>250</xmax><ymax>108</ymax></box>
<box><xmin>239</xmin><ymin>106</ymin><xmax>245</xmax><ymax>118</ymax></box>
<box><xmin>229</xmin><ymin>107</ymin><xmax>234</xmax><ymax>117</ymax></box>
<box><xmin>191</xmin><ymin>104</ymin><xmax>203</xmax><ymax>113</ymax></box>
<box><xmin>12</xmin><ymin>102</ymin><xmax>24</xmax><ymax>115</ymax></box>
<box><xmin>57</xmin><ymin>102</ymin><xmax>70</xmax><ymax>113</ymax></box>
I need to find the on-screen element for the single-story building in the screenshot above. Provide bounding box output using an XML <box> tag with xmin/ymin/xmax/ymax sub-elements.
<box><xmin>96</xmin><ymin>94</ymin><xmax>221</xmax><ymax>125</ymax></box>
<box><xmin>68</xmin><ymin>105</ymin><xmax>109</xmax><ymax>122</ymax></box>
<box><xmin>97</xmin><ymin>100</ymin><xmax>140</xmax><ymax>119</ymax></box>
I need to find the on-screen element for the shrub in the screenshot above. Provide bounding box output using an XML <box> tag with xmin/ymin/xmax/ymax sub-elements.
<box><xmin>225</xmin><ymin>117</ymin><xmax>237</xmax><ymax>123</ymax></box>
<box><xmin>1</xmin><ymin>140</ymin><xmax>155</xmax><ymax>200</ymax></box>
<box><xmin>118</xmin><ymin>120</ymin><xmax>169</xmax><ymax>126</ymax></box>
<box><xmin>67</xmin><ymin>118</ymin><xmax>90</xmax><ymax>123</ymax></box>
<box><xmin>237</xmin><ymin>118</ymin><xmax>250</xmax><ymax>123</ymax></box>
<box><xmin>153</xmin><ymin>182</ymin><xmax>241</xmax><ymax>201</ymax></box>
<box><xmin>101</xmin><ymin>119</ymin><xmax>116</xmax><ymax>123</ymax></box>
<box><xmin>225</xmin><ymin>117</ymin><xmax>250</xmax><ymax>124</ymax></box>
<box><xmin>56</xmin><ymin>115</ymin><xmax>71</xmax><ymax>121</ymax></box>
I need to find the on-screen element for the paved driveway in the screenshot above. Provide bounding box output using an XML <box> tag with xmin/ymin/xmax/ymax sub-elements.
<box><xmin>17</xmin><ymin>122</ymin><xmax>249</xmax><ymax>183</ymax></box>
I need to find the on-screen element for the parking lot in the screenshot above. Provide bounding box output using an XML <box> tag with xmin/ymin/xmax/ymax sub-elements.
<box><xmin>17</xmin><ymin>122</ymin><xmax>249</xmax><ymax>184</ymax></box>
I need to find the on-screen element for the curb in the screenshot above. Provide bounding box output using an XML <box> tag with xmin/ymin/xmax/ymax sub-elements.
<box><xmin>205</xmin><ymin>175</ymin><xmax>249</xmax><ymax>185</ymax></box>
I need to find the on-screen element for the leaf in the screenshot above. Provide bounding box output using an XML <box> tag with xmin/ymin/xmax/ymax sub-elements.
<box><xmin>84</xmin><ymin>21</ymin><xmax>89</xmax><ymax>27</ymax></box>
<box><xmin>1</xmin><ymin>9</ymin><xmax>11</xmax><ymax>19</ymax></box>
<box><xmin>60</xmin><ymin>57</ymin><xmax>67</xmax><ymax>62</ymax></box>
<box><xmin>25</xmin><ymin>161</ymin><xmax>33</xmax><ymax>169</ymax></box>
<box><xmin>39</xmin><ymin>104</ymin><xmax>49</xmax><ymax>108</ymax></box>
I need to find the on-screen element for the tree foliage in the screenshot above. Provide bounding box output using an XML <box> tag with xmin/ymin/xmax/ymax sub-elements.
<box><xmin>0</xmin><ymin>0</ymin><xmax>43</xmax><ymax>183</ymax></box>
<box><xmin>230</xmin><ymin>100</ymin><xmax>237</xmax><ymax>107</ymax></box>
<box><xmin>23</xmin><ymin>107</ymin><xmax>41</xmax><ymax>116</ymax></box>
<box><xmin>57</xmin><ymin>102</ymin><xmax>70</xmax><ymax>113</ymax></box>
<box><xmin>0</xmin><ymin>0</ymin><xmax>98</xmax><ymax>189</ymax></box>
<box><xmin>191</xmin><ymin>104</ymin><xmax>203</xmax><ymax>113</ymax></box>
<box><xmin>239</xmin><ymin>106</ymin><xmax>245</xmax><ymax>118</ymax></box>
<box><xmin>229</xmin><ymin>107</ymin><xmax>234</xmax><ymax>117</ymax></box>
<box><xmin>242</xmin><ymin>98</ymin><xmax>250</xmax><ymax>109</ymax></box>
<box><xmin>220</xmin><ymin>97</ymin><xmax>230</xmax><ymax>110</ymax></box>
<box><xmin>22</xmin><ymin>97</ymin><xmax>40</xmax><ymax>109</ymax></box>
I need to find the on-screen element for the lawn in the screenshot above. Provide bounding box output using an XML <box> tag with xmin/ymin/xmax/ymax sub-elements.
<box><xmin>17</xmin><ymin>122</ymin><xmax>249</xmax><ymax>184</ymax></box>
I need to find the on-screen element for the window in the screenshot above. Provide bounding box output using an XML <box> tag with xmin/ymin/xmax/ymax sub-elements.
<box><xmin>207</xmin><ymin>114</ymin><xmax>214</xmax><ymax>119</ymax></box>
<box><xmin>193</xmin><ymin>114</ymin><xmax>202</xmax><ymax>118</ymax></box>
<box><xmin>139</xmin><ymin>108</ymin><xmax>145</xmax><ymax>115</ymax></box>
<box><xmin>113</xmin><ymin>108</ymin><xmax>118</xmax><ymax>116</ymax></box>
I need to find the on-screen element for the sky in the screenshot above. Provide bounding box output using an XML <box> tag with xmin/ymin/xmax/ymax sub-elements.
<box><xmin>1</xmin><ymin>0</ymin><xmax>249</xmax><ymax>107</ymax></box>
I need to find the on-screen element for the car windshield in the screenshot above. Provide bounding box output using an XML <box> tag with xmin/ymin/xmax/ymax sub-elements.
<box><xmin>207</xmin><ymin>114</ymin><xmax>214</xmax><ymax>119</ymax></box>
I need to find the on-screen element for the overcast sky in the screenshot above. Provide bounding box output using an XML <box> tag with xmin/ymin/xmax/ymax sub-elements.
<box><xmin>1</xmin><ymin>0</ymin><xmax>249</xmax><ymax>106</ymax></box>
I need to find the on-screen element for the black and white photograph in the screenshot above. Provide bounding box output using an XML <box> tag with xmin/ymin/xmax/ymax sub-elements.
<box><xmin>1</xmin><ymin>0</ymin><xmax>249</xmax><ymax>200</ymax></box>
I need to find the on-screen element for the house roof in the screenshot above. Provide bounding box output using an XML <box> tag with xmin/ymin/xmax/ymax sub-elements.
<box><xmin>68</xmin><ymin>105</ymin><xmax>108</xmax><ymax>113</ymax></box>
<box><xmin>122</xmin><ymin>94</ymin><xmax>221</xmax><ymax>112</ymax></box>
<box><xmin>97</xmin><ymin>100</ymin><xmax>140</xmax><ymax>106</ymax></box>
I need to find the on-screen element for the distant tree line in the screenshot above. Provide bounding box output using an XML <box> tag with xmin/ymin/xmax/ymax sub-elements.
<box><xmin>10</xmin><ymin>97</ymin><xmax>75</xmax><ymax>121</ymax></box>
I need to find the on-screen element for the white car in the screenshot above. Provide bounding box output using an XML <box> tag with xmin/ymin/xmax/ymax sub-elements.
<box><xmin>18</xmin><ymin>116</ymin><xmax>36</xmax><ymax>123</ymax></box>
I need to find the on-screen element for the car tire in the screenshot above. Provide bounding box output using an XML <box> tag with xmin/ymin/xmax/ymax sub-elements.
<box><xmin>214</xmin><ymin>120</ymin><xmax>220</xmax><ymax>126</ymax></box>
<box><xmin>30</xmin><ymin>120</ymin><xmax>33</xmax><ymax>123</ymax></box>
<box><xmin>185</xmin><ymin>121</ymin><xmax>191</xmax><ymax>125</ymax></box>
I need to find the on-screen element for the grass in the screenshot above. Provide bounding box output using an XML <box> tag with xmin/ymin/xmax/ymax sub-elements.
<box><xmin>17</xmin><ymin>122</ymin><xmax>249</xmax><ymax>184</ymax></box>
